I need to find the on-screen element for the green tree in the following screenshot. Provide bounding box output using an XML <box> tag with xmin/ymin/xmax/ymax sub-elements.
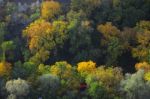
<box><xmin>67</xmin><ymin>10</ymin><xmax>96</xmax><ymax>62</ymax></box>
<box><xmin>97</xmin><ymin>22</ymin><xmax>123</xmax><ymax>65</ymax></box>
<box><xmin>86</xmin><ymin>75</ymin><xmax>109</xmax><ymax>99</ymax></box>
<box><xmin>12</xmin><ymin>61</ymin><xmax>37</xmax><ymax>79</ymax></box>
<box><xmin>71</xmin><ymin>0</ymin><xmax>101</xmax><ymax>15</ymax></box>
<box><xmin>1</xmin><ymin>41</ymin><xmax>15</xmax><ymax>61</ymax></box>
<box><xmin>37</xmin><ymin>74</ymin><xmax>60</xmax><ymax>98</ymax></box>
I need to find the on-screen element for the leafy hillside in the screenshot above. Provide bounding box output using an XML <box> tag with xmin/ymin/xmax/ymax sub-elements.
<box><xmin>0</xmin><ymin>0</ymin><xmax>150</xmax><ymax>99</ymax></box>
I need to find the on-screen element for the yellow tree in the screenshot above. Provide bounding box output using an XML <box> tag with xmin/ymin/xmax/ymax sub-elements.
<box><xmin>77</xmin><ymin>61</ymin><xmax>96</xmax><ymax>77</ymax></box>
<box><xmin>23</xmin><ymin>19</ymin><xmax>68</xmax><ymax>64</ymax></box>
<box><xmin>23</xmin><ymin>19</ymin><xmax>53</xmax><ymax>51</ymax></box>
<box><xmin>41</xmin><ymin>1</ymin><xmax>61</xmax><ymax>20</ymax></box>
<box><xmin>0</xmin><ymin>62</ymin><xmax>12</xmax><ymax>77</ymax></box>
<box><xmin>132</xmin><ymin>21</ymin><xmax>150</xmax><ymax>62</ymax></box>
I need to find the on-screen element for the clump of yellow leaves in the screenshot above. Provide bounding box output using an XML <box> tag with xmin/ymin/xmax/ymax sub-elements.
<box><xmin>41</xmin><ymin>1</ymin><xmax>60</xmax><ymax>20</ymax></box>
<box><xmin>77</xmin><ymin>61</ymin><xmax>96</xmax><ymax>76</ymax></box>
<box><xmin>0</xmin><ymin>62</ymin><xmax>12</xmax><ymax>77</ymax></box>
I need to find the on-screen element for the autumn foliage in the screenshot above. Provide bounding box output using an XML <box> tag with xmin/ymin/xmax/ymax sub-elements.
<box><xmin>0</xmin><ymin>62</ymin><xmax>12</xmax><ymax>77</ymax></box>
<box><xmin>77</xmin><ymin>61</ymin><xmax>96</xmax><ymax>76</ymax></box>
<box><xmin>0</xmin><ymin>0</ymin><xmax>150</xmax><ymax>99</ymax></box>
<box><xmin>41</xmin><ymin>1</ymin><xmax>60</xmax><ymax>20</ymax></box>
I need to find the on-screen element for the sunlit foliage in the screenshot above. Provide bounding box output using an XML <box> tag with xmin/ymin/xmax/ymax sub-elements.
<box><xmin>0</xmin><ymin>0</ymin><xmax>150</xmax><ymax>98</ymax></box>
<box><xmin>0</xmin><ymin>62</ymin><xmax>11</xmax><ymax>77</ymax></box>
<box><xmin>23</xmin><ymin>19</ymin><xmax>53</xmax><ymax>51</ymax></box>
<box><xmin>77</xmin><ymin>61</ymin><xmax>96</xmax><ymax>77</ymax></box>
<box><xmin>23</xmin><ymin>19</ymin><xmax>68</xmax><ymax>64</ymax></box>
<box><xmin>41</xmin><ymin>1</ymin><xmax>61</xmax><ymax>20</ymax></box>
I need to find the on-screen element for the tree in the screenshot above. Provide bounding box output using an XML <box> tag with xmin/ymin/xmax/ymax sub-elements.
<box><xmin>71</xmin><ymin>0</ymin><xmax>101</xmax><ymax>15</ymax></box>
<box><xmin>37</xmin><ymin>64</ymin><xmax>51</xmax><ymax>75</ymax></box>
<box><xmin>119</xmin><ymin>0</ymin><xmax>149</xmax><ymax>27</ymax></box>
<box><xmin>67</xmin><ymin>10</ymin><xmax>96</xmax><ymax>62</ymax></box>
<box><xmin>77</xmin><ymin>61</ymin><xmax>96</xmax><ymax>77</ymax></box>
<box><xmin>5</xmin><ymin>78</ymin><xmax>29</xmax><ymax>98</ymax></box>
<box><xmin>12</xmin><ymin>61</ymin><xmax>37</xmax><ymax>79</ymax></box>
<box><xmin>41</xmin><ymin>1</ymin><xmax>61</xmax><ymax>20</ymax></box>
<box><xmin>120</xmin><ymin>70</ymin><xmax>150</xmax><ymax>99</ymax></box>
<box><xmin>86</xmin><ymin>75</ymin><xmax>109</xmax><ymax>99</ymax></box>
<box><xmin>23</xmin><ymin>19</ymin><xmax>68</xmax><ymax>64</ymax></box>
<box><xmin>93</xmin><ymin>0</ymin><xmax>150</xmax><ymax>27</ymax></box>
<box><xmin>132</xmin><ymin>21</ymin><xmax>150</xmax><ymax>62</ymax></box>
<box><xmin>38</xmin><ymin>74</ymin><xmax>60</xmax><ymax>98</ymax></box>
<box><xmin>97</xmin><ymin>22</ymin><xmax>120</xmax><ymax>45</ymax></box>
<box><xmin>50</xmin><ymin>61</ymin><xmax>80</xmax><ymax>98</ymax></box>
<box><xmin>0</xmin><ymin>61</ymin><xmax>11</xmax><ymax>77</ymax></box>
<box><xmin>83</xmin><ymin>66</ymin><xmax>123</xmax><ymax>98</ymax></box>
<box><xmin>50</xmin><ymin>61</ymin><xmax>73</xmax><ymax>79</ymax></box>
<box><xmin>93</xmin><ymin>66</ymin><xmax>123</xmax><ymax>96</ymax></box>
<box><xmin>97</xmin><ymin>22</ymin><xmax>123</xmax><ymax>65</ymax></box>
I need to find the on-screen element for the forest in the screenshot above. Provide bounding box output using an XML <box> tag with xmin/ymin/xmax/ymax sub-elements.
<box><xmin>0</xmin><ymin>0</ymin><xmax>150</xmax><ymax>99</ymax></box>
